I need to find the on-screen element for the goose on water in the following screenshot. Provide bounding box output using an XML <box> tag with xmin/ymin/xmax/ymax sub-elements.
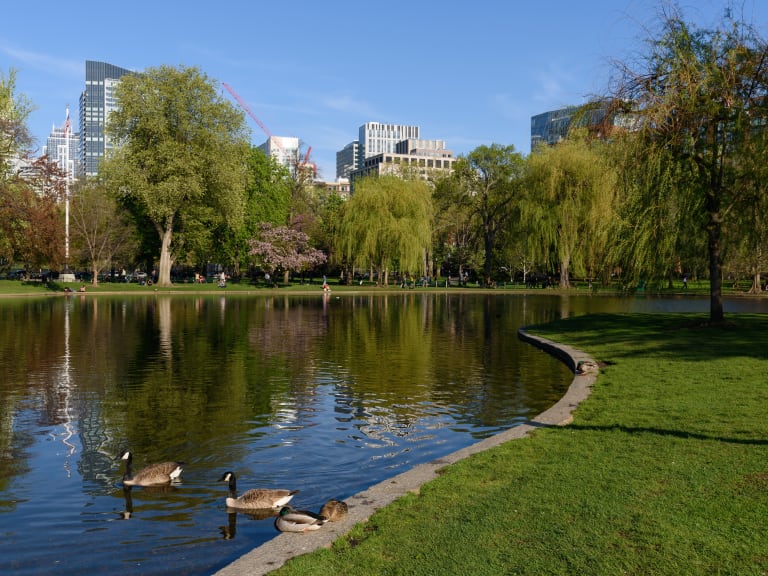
<box><xmin>120</xmin><ymin>450</ymin><xmax>184</xmax><ymax>487</ymax></box>
<box><xmin>218</xmin><ymin>471</ymin><xmax>299</xmax><ymax>510</ymax></box>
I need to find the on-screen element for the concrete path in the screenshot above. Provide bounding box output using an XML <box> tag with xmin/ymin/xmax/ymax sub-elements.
<box><xmin>213</xmin><ymin>329</ymin><xmax>597</xmax><ymax>576</ymax></box>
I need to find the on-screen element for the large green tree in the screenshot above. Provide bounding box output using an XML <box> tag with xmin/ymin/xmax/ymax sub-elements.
<box><xmin>448</xmin><ymin>144</ymin><xmax>525</xmax><ymax>285</ymax></box>
<box><xmin>432</xmin><ymin>174</ymin><xmax>478</xmax><ymax>280</ymax></box>
<box><xmin>0</xmin><ymin>68</ymin><xmax>35</xmax><ymax>267</ymax></box>
<box><xmin>337</xmin><ymin>175</ymin><xmax>433</xmax><ymax>286</ymax></box>
<box><xmin>219</xmin><ymin>146</ymin><xmax>291</xmax><ymax>278</ymax></box>
<box><xmin>0</xmin><ymin>68</ymin><xmax>34</xmax><ymax>179</ymax></box>
<box><xmin>609</xmin><ymin>7</ymin><xmax>768</xmax><ymax>321</ymax></box>
<box><xmin>102</xmin><ymin>65</ymin><xmax>250</xmax><ymax>286</ymax></box>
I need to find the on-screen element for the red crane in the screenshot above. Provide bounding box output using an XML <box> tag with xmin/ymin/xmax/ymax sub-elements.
<box><xmin>223</xmin><ymin>81</ymin><xmax>315</xmax><ymax>176</ymax></box>
<box><xmin>222</xmin><ymin>82</ymin><xmax>277</xmax><ymax>146</ymax></box>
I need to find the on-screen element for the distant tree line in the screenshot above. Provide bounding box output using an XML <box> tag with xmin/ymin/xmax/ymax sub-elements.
<box><xmin>2</xmin><ymin>5</ymin><xmax>768</xmax><ymax>323</ymax></box>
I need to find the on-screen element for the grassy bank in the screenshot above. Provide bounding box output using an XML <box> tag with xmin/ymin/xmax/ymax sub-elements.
<box><xmin>271</xmin><ymin>313</ymin><xmax>768</xmax><ymax>575</ymax></box>
<box><xmin>0</xmin><ymin>277</ymin><xmax>734</xmax><ymax>297</ymax></box>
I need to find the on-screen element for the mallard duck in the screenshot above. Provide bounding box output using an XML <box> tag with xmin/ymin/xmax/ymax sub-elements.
<box><xmin>274</xmin><ymin>506</ymin><xmax>326</xmax><ymax>532</ymax></box>
<box><xmin>120</xmin><ymin>450</ymin><xmax>183</xmax><ymax>487</ymax></box>
<box><xmin>319</xmin><ymin>498</ymin><xmax>348</xmax><ymax>522</ymax></box>
<box><xmin>218</xmin><ymin>471</ymin><xmax>299</xmax><ymax>509</ymax></box>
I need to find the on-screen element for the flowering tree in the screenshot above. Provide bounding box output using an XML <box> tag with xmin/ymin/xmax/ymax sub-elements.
<box><xmin>248</xmin><ymin>222</ymin><xmax>326</xmax><ymax>284</ymax></box>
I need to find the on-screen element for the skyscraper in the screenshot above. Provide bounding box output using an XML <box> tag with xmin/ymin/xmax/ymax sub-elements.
<box><xmin>78</xmin><ymin>60</ymin><xmax>132</xmax><ymax>177</ymax></box>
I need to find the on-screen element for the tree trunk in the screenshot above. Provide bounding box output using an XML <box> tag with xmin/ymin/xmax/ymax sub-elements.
<box><xmin>91</xmin><ymin>264</ymin><xmax>99</xmax><ymax>286</ymax></box>
<box><xmin>559</xmin><ymin>260</ymin><xmax>570</xmax><ymax>289</ymax></box>
<box><xmin>707</xmin><ymin>212</ymin><xmax>724</xmax><ymax>323</ymax></box>
<box><xmin>483</xmin><ymin>229</ymin><xmax>494</xmax><ymax>286</ymax></box>
<box><xmin>157</xmin><ymin>223</ymin><xmax>174</xmax><ymax>287</ymax></box>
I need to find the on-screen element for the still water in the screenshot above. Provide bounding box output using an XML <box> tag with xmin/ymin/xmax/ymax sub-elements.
<box><xmin>1</xmin><ymin>292</ymin><xmax>765</xmax><ymax>575</ymax></box>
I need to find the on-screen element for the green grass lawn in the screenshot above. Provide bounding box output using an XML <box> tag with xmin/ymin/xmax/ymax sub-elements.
<box><xmin>0</xmin><ymin>276</ymin><xmax>747</xmax><ymax>296</ymax></box>
<box><xmin>270</xmin><ymin>313</ymin><xmax>768</xmax><ymax>576</ymax></box>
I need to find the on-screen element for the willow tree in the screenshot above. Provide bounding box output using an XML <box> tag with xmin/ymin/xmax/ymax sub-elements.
<box><xmin>608</xmin><ymin>8</ymin><xmax>768</xmax><ymax>322</ymax></box>
<box><xmin>526</xmin><ymin>131</ymin><xmax>617</xmax><ymax>288</ymax></box>
<box><xmin>102</xmin><ymin>65</ymin><xmax>250</xmax><ymax>286</ymax></box>
<box><xmin>450</xmin><ymin>144</ymin><xmax>525</xmax><ymax>285</ymax></box>
<box><xmin>728</xmin><ymin>135</ymin><xmax>768</xmax><ymax>293</ymax></box>
<box><xmin>337</xmin><ymin>175</ymin><xmax>433</xmax><ymax>286</ymax></box>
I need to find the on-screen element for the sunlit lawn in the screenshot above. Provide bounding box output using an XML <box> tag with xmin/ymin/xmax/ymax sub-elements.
<box><xmin>271</xmin><ymin>313</ymin><xmax>768</xmax><ymax>576</ymax></box>
<box><xmin>0</xmin><ymin>277</ymin><xmax>745</xmax><ymax>296</ymax></box>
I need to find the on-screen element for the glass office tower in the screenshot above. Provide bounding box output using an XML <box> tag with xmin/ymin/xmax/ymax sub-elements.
<box><xmin>78</xmin><ymin>60</ymin><xmax>132</xmax><ymax>177</ymax></box>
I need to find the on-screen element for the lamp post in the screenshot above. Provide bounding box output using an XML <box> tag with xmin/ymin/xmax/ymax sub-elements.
<box><xmin>58</xmin><ymin>106</ymin><xmax>76</xmax><ymax>283</ymax></box>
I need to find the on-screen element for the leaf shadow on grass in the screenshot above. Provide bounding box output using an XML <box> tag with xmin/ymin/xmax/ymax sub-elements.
<box><xmin>563</xmin><ymin>423</ymin><xmax>768</xmax><ymax>446</ymax></box>
<box><xmin>535</xmin><ymin>313</ymin><xmax>768</xmax><ymax>363</ymax></box>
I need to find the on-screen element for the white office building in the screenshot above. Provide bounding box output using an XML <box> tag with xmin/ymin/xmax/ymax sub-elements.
<box><xmin>42</xmin><ymin>107</ymin><xmax>79</xmax><ymax>184</ymax></box>
<box><xmin>358</xmin><ymin>122</ymin><xmax>420</xmax><ymax>169</ymax></box>
<box><xmin>258</xmin><ymin>135</ymin><xmax>300</xmax><ymax>169</ymax></box>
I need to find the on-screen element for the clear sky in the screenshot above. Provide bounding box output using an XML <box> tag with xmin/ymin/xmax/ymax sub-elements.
<box><xmin>3</xmin><ymin>0</ymin><xmax>767</xmax><ymax>179</ymax></box>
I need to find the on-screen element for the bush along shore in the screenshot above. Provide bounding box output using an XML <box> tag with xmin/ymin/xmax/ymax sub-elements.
<box><xmin>265</xmin><ymin>313</ymin><xmax>768</xmax><ymax>576</ymax></box>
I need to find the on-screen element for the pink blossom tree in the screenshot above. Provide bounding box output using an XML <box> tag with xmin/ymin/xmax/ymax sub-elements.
<box><xmin>248</xmin><ymin>222</ymin><xmax>326</xmax><ymax>284</ymax></box>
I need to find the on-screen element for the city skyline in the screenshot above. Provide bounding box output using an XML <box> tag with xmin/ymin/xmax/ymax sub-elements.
<box><xmin>4</xmin><ymin>0</ymin><xmax>767</xmax><ymax>179</ymax></box>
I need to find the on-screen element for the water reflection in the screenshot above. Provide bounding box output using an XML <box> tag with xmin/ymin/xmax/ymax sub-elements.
<box><xmin>1</xmin><ymin>293</ymin><xmax>763</xmax><ymax>575</ymax></box>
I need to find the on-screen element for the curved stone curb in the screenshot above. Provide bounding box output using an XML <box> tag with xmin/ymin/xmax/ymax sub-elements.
<box><xmin>213</xmin><ymin>328</ymin><xmax>597</xmax><ymax>576</ymax></box>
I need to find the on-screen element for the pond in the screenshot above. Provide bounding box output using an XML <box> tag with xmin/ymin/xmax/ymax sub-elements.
<box><xmin>1</xmin><ymin>292</ymin><xmax>765</xmax><ymax>575</ymax></box>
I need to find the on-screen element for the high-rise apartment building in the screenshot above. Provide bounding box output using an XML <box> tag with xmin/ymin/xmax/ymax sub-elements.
<box><xmin>43</xmin><ymin>107</ymin><xmax>78</xmax><ymax>184</ymax></box>
<box><xmin>78</xmin><ymin>60</ymin><xmax>132</xmax><ymax>177</ymax></box>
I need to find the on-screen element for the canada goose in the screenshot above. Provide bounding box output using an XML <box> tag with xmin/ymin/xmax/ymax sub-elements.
<box><xmin>274</xmin><ymin>506</ymin><xmax>326</xmax><ymax>532</ymax></box>
<box><xmin>120</xmin><ymin>450</ymin><xmax>184</xmax><ymax>487</ymax></box>
<box><xmin>319</xmin><ymin>498</ymin><xmax>348</xmax><ymax>522</ymax></box>
<box><xmin>218</xmin><ymin>471</ymin><xmax>299</xmax><ymax>509</ymax></box>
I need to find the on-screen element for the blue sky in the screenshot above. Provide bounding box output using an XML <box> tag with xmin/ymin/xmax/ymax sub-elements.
<box><xmin>3</xmin><ymin>0</ymin><xmax>767</xmax><ymax>179</ymax></box>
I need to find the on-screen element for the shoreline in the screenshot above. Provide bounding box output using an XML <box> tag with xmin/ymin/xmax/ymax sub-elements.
<box><xmin>212</xmin><ymin>328</ymin><xmax>597</xmax><ymax>576</ymax></box>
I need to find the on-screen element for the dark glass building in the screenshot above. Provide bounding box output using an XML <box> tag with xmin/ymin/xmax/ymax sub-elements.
<box><xmin>530</xmin><ymin>104</ymin><xmax>608</xmax><ymax>150</ymax></box>
<box><xmin>78</xmin><ymin>60</ymin><xmax>132</xmax><ymax>177</ymax></box>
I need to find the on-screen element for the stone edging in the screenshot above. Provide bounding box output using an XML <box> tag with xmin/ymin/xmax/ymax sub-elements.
<box><xmin>213</xmin><ymin>328</ymin><xmax>598</xmax><ymax>576</ymax></box>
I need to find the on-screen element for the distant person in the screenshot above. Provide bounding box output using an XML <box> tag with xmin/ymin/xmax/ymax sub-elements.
<box><xmin>682</xmin><ymin>275</ymin><xmax>688</xmax><ymax>289</ymax></box>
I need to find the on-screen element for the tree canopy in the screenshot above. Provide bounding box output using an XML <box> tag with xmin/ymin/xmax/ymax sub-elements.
<box><xmin>337</xmin><ymin>175</ymin><xmax>433</xmax><ymax>285</ymax></box>
<box><xmin>101</xmin><ymin>65</ymin><xmax>251</xmax><ymax>286</ymax></box>
<box><xmin>70</xmin><ymin>180</ymin><xmax>138</xmax><ymax>284</ymax></box>
<box><xmin>608</xmin><ymin>7</ymin><xmax>768</xmax><ymax>321</ymax></box>
<box><xmin>248</xmin><ymin>222</ymin><xmax>326</xmax><ymax>283</ymax></box>
<box><xmin>526</xmin><ymin>131</ymin><xmax>617</xmax><ymax>288</ymax></box>
<box><xmin>448</xmin><ymin>144</ymin><xmax>525</xmax><ymax>284</ymax></box>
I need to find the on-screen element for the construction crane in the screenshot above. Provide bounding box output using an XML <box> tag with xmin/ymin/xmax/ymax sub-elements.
<box><xmin>222</xmin><ymin>81</ymin><xmax>315</xmax><ymax>176</ymax></box>
<box><xmin>222</xmin><ymin>82</ymin><xmax>278</xmax><ymax>148</ymax></box>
